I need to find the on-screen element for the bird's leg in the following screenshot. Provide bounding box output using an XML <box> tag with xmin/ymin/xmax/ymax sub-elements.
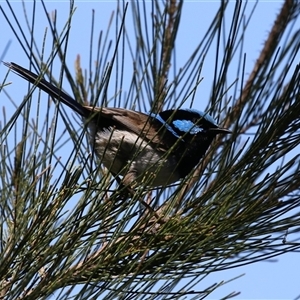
<box><xmin>110</xmin><ymin>168</ymin><xmax>166</xmax><ymax>224</ymax></box>
<box><xmin>112</xmin><ymin>170</ymin><xmax>137</xmax><ymax>200</ymax></box>
<box><xmin>108</xmin><ymin>172</ymin><xmax>133</xmax><ymax>201</ymax></box>
<box><xmin>118</xmin><ymin>170</ymin><xmax>166</xmax><ymax>223</ymax></box>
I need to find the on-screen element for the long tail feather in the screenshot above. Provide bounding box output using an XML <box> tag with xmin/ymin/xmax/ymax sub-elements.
<box><xmin>4</xmin><ymin>62</ymin><xmax>89</xmax><ymax>117</ymax></box>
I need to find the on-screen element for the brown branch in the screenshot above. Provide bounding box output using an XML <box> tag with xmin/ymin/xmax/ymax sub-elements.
<box><xmin>177</xmin><ymin>0</ymin><xmax>297</xmax><ymax>198</ymax></box>
<box><xmin>225</xmin><ymin>0</ymin><xmax>295</xmax><ymax>127</ymax></box>
<box><xmin>154</xmin><ymin>0</ymin><xmax>180</xmax><ymax>112</ymax></box>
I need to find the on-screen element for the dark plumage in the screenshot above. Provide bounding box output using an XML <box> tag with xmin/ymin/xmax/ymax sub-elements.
<box><xmin>4</xmin><ymin>62</ymin><xmax>231</xmax><ymax>187</ymax></box>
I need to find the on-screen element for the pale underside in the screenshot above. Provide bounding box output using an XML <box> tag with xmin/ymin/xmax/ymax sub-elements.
<box><xmin>88</xmin><ymin>123</ymin><xmax>180</xmax><ymax>187</ymax></box>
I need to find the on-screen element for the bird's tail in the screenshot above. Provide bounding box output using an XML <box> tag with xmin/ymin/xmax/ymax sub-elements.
<box><xmin>4</xmin><ymin>62</ymin><xmax>89</xmax><ymax>117</ymax></box>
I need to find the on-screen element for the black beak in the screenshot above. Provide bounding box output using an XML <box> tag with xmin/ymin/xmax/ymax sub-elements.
<box><xmin>208</xmin><ymin>127</ymin><xmax>232</xmax><ymax>134</ymax></box>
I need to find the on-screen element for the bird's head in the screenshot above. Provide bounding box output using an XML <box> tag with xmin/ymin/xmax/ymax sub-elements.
<box><xmin>152</xmin><ymin>108</ymin><xmax>231</xmax><ymax>143</ymax></box>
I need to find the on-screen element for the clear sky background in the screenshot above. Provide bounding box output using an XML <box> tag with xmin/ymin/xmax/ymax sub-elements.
<box><xmin>1</xmin><ymin>1</ymin><xmax>299</xmax><ymax>299</ymax></box>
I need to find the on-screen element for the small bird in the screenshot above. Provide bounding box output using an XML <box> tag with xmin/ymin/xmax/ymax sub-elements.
<box><xmin>5</xmin><ymin>62</ymin><xmax>231</xmax><ymax>188</ymax></box>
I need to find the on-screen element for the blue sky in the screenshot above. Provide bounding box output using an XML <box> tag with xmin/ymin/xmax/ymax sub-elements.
<box><xmin>1</xmin><ymin>1</ymin><xmax>299</xmax><ymax>299</ymax></box>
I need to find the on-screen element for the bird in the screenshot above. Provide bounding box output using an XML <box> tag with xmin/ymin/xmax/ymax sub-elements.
<box><xmin>4</xmin><ymin>62</ymin><xmax>231</xmax><ymax>188</ymax></box>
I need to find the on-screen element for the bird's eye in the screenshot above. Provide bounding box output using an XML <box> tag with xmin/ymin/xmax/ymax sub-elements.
<box><xmin>172</xmin><ymin>119</ymin><xmax>204</xmax><ymax>134</ymax></box>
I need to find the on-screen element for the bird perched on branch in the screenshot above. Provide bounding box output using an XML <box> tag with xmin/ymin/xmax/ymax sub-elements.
<box><xmin>5</xmin><ymin>62</ymin><xmax>231</xmax><ymax>188</ymax></box>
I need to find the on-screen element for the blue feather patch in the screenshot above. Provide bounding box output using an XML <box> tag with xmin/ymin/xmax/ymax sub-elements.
<box><xmin>172</xmin><ymin>119</ymin><xmax>204</xmax><ymax>134</ymax></box>
<box><xmin>150</xmin><ymin>113</ymin><xmax>180</xmax><ymax>137</ymax></box>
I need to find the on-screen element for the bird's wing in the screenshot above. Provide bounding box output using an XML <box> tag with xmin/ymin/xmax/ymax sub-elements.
<box><xmin>83</xmin><ymin>106</ymin><xmax>173</xmax><ymax>151</ymax></box>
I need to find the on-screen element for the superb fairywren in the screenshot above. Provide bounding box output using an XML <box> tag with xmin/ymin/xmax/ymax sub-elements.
<box><xmin>5</xmin><ymin>62</ymin><xmax>231</xmax><ymax>188</ymax></box>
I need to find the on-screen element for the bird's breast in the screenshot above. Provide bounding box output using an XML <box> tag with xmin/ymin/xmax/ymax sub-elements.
<box><xmin>87</xmin><ymin>123</ymin><xmax>180</xmax><ymax>186</ymax></box>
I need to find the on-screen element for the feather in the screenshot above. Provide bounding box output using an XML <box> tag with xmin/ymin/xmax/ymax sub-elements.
<box><xmin>83</xmin><ymin>106</ymin><xmax>173</xmax><ymax>152</ymax></box>
<box><xmin>5</xmin><ymin>61</ymin><xmax>231</xmax><ymax>187</ymax></box>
